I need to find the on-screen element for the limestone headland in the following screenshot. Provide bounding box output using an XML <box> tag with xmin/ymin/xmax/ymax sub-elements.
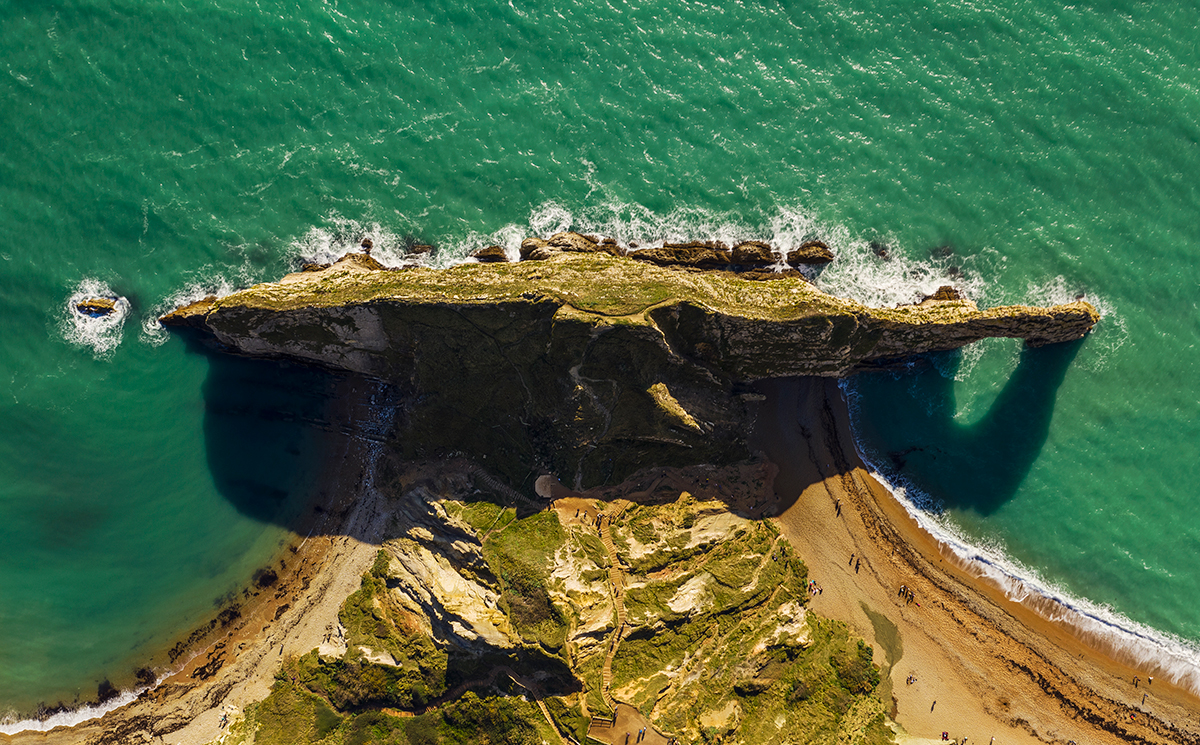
<box><xmin>161</xmin><ymin>240</ymin><xmax>1098</xmax><ymax>491</ymax></box>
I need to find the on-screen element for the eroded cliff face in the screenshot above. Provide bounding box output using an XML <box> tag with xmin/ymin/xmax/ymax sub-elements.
<box><xmin>161</xmin><ymin>250</ymin><xmax>1097</xmax><ymax>489</ymax></box>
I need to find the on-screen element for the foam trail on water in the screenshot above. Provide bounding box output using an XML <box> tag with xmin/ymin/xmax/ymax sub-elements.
<box><xmin>840</xmin><ymin>379</ymin><xmax>1200</xmax><ymax>695</ymax></box>
<box><xmin>61</xmin><ymin>279</ymin><xmax>131</xmax><ymax>358</ymax></box>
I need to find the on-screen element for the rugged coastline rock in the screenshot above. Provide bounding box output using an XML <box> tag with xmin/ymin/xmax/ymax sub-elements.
<box><xmin>470</xmin><ymin>244</ymin><xmax>509</xmax><ymax>262</ymax></box>
<box><xmin>161</xmin><ymin>250</ymin><xmax>1098</xmax><ymax>491</ymax></box>
<box><xmin>786</xmin><ymin>239</ymin><xmax>834</xmax><ymax>266</ymax></box>
<box><xmin>75</xmin><ymin>297</ymin><xmax>118</xmax><ymax>317</ymax></box>
<box><xmin>730</xmin><ymin>241</ymin><xmax>777</xmax><ymax>267</ymax></box>
<box><xmin>629</xmin><ymin>243</ymin><xmax>731</xmax><ymax>269</ymax></box>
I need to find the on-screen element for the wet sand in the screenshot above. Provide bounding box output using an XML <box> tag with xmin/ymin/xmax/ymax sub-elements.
<box><xmin>756</xmin><ymin>377</ymin><xmax>1200</xmax><ymax>745</ymax></box>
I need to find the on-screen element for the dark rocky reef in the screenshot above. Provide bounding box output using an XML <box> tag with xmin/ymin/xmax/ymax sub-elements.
<box><xmin>161</xmin><ymin>250</ymin><xmax>1098</xmax><ymax>491</ymax></box>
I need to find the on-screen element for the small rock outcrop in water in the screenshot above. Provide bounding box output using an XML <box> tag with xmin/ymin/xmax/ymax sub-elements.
<box><xmin>731</xmin><ymin>241</ymin><xmax>777</xmax><ymax>267</ymax></box>
<box><xmin>471</xmin><ymin>245</ymin><xmax>508</xmax><ymax>262</ymax></box>
<box><xmin>161</xmin><ymin>249</ymin><xmax>1099</xmax><ymax>490</ymax></box>
<box><xmin>522</xmin><ymin>231</ymin><xmax>625</xmax><ymax>260</ymax></box>
<box><xmin>76</xmin><ymin>297</ymin><xmax>118</xmax><ymax>317</ymax></box>
<box><xmin>786</xmin><ymin>240</ymin><xmax>834</xmax><ymax>266</ymax></box>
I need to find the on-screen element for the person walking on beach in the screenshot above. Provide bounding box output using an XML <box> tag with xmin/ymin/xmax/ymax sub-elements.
<box><xmin>849</xmin><ymin>553</ymin><xmax>855</xmax><ymax>567</ymax></box>
<box><xmin>855</xmin><ymin>558</ymin><xmax>861</xmax><ymax>573</ymax></box>
<box><xmin>931</xmin><ymin>700</ymin><xmax>936</xmax><ymax>712</ymax></box>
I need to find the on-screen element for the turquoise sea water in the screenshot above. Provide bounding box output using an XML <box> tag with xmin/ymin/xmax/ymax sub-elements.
<box><xmin>2</xmin><ymin>0</ymin><xmax>1199</xmax><ymax>722</ymax></box>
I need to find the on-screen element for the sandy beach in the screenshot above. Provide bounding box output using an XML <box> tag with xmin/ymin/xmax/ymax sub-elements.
<box><xmin>755</xmin><ymin>377</ymin><xmax>1200</xmax><ymax>745</ymax></box>
<box><xmin>6</xmin><ymin>375</ymin><xmax>1199</xmax><ymax>745</ymax></box>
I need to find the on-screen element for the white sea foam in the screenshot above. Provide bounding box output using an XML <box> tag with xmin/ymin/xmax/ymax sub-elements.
<box><xmin>60</xmin><ymin>278</ymin><xmax>131</xmax><ymax>358</ymax></box>
<box><xmin>289</xmin><ymin>216</ymin><xmax>420</xmax><ymax>269</ymax></box>
<box><xmin>840</xmin><ymin>379</ymin><xmax>1200</xmax><ymax>695</ymax></box>
<box><xmin>1018</xmin><ymin>275</ymin><xmax>1127</xmax><ymax>373</ymax></box>
<box><xmin>436</xmin><ymin>202</ymin><xmax>995</xmax><ymax>308</ymax></box>
<box><xmin>0</xmin><ymin>687</ymin><xmax>144</xmax><ymax>735</ymax></box>
<box><xmin>141</xmin><ymin>274</ymin><xmax>240</xmax><ymax>346</ymax></box>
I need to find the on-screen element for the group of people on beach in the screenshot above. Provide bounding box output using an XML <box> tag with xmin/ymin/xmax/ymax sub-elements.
<box><xmin>898</xmin><ymin>584</ymin><xmax>919</xmax><ymax>607</ymax></box>
<box><xmin>807</xmin><ymin>579</ymin><xmax>823</xmax><ymax>596</ymax></box>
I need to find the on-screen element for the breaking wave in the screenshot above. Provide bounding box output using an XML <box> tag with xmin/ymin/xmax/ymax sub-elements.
<box><xmin>60</xmin><ymin>279</ymin><xmax>131</xmax><ymax>359</ymax></box>
<box><xmin>0</xmin><ymin>686</ymin><xmax>145</xmax><ymax>735</ymax></box>
<box><xmin>841</xmin><ymin>379</ymin><xmax>1200</xmax><ymax>696</ymax></box>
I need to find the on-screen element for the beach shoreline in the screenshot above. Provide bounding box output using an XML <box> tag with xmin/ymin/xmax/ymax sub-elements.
<box><xmin>0</xmin><ymin>373</ymin><xmax>394</xmax><ymax>744</ymax></box>
<box><xmin>755</xmin><ymin>376</ymin><xmax>1200</xmax><ymax>744</ymax></box>
<box><xmin>6</xmin><ymin>375</ymin><xmax>1198</xmax><ymax>744</ymax></box>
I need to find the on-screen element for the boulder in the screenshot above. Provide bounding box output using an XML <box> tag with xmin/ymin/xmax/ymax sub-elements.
<box><xmin>408</xmin><ymin>244</ymin><xmax>434</xmax><ymax>255</ymax></box>
<box><xmin>786</xmin><ymin>240</ymin><xmax>834</xmax><ymax>266</ymax></box>
<box><xmin>520</xmin><ymin>237</ymin><xmax>550</xmax><ymax>260</ymax></box>
<box><xmin>301</xmin><ymin>262</ymin><xmax>330</xmax><ymax>272</ymax></box>
<box><xmin>548</xmin><ymin>231</ymin><xmax>623</xmax><ymax>256</ymax></box>
<box><xmin>731</xmin><ymin>241</ymin><xmax>777</xmax><ymax>267</ymax></box>
<box><xmin>629</xmin><ymin>245</ymin><xmax>731</xmax><ymax>269</ymax></box>
<box><xmin>471</xmin><ymin>245</ymin><xmax>508</xmax><ymax>263</ymax></box>
<box><xmin>526</xmin><ymin>246</ymin><xmax>560</xmax><ymax>261</ymax></box>
<box><xmin>333</xmin><ymin>252</ymin><xmax>387</xmax><ymax>272</ymax></box>
<box><xmin>75</xmin><ymin>298</ymin><xmax>117</xmax><ymax>318</ymax></box>
<box><xmin>920</xmin><ymin>286</ymin><xmax>966</xmax><ymax>304</ymax></box>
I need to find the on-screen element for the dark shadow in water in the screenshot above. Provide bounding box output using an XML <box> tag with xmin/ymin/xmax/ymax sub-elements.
<box><xmin>189</xmin><ymin>338</ymin><xmax>348</xmax><ymax>527</ymax></box>
<box><xmin>852</xmin><ymin>338</ymin><xmax>1085</xmax><ymax>515</ymax></box>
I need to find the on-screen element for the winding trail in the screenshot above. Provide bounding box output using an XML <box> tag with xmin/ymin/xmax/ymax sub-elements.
<box><xmin>597</xmin><ymin>501</ymin><xmax>630</xmax><ymax>711</ymax></box>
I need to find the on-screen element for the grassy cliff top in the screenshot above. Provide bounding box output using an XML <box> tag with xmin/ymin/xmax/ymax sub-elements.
<box><xmin>169</xmin><ymin>251</ymin><xmax>1098</xmax><ymax>329</ymax></box>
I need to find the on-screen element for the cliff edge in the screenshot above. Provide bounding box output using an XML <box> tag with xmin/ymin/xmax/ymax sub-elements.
<box><xmin>161</xmin><ymin>249</ymin><xmax>1097</xmax><ymax>489</ymax></box>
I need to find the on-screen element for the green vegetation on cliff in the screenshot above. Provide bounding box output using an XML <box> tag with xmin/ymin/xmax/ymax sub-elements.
<box><xmin>221</xmin><ymin>461</ymin><xmax>895</xmax><ymax>745</ymax></box>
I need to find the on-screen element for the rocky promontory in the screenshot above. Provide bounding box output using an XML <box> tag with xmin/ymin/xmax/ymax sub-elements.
<box><xmin>161</xmin><ymin>245</ymin><xmax>1097</xmax><ymax>490</ymax></box>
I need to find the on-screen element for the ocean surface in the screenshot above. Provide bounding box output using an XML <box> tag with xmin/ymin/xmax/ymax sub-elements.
<box><xmin>2</xmin><ymin>0</ymin><xmax>1199</xmax><ymax>724</ymax></box>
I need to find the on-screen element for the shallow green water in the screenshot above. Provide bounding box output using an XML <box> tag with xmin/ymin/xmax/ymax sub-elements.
<box><xmin>2</xmin><ymin>0</ymin><xmax>1199</xmax><ymax>720</ymax></box>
